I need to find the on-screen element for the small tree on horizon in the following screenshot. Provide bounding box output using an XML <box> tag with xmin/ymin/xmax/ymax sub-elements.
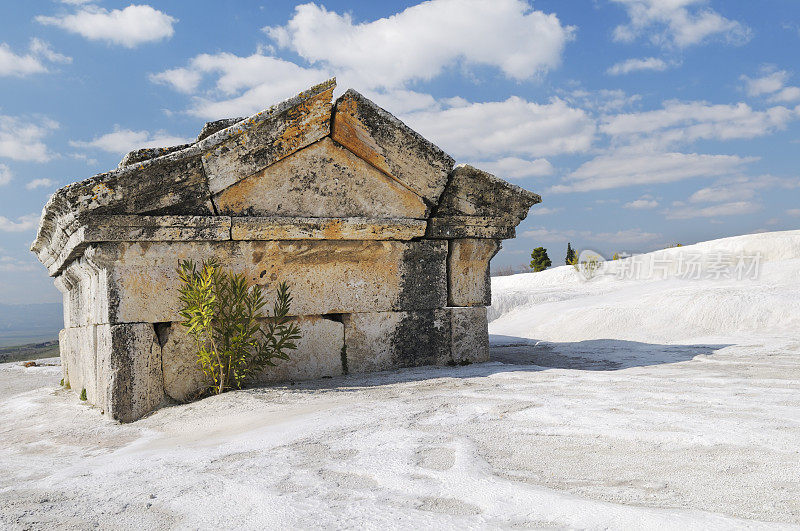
<box><xmin>530</xmin><ymin>247</ymin><xmax>552</xmax><ymax>272</ymax></box>
<box><xmin>565</xmin><ymin>242</ymin><xmax>576</xmax><ymax>265</ymax></box>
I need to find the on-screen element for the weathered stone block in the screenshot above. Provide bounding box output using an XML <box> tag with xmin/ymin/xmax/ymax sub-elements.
<box><xmin>426</xmin><ymin>216</ymin><xmax>515</xmax><ymax>240</ymax></box>
<box><xmin>231</xmin><ymin>217</ymin><xmax>426</xmax><ymax>241</ymax></box>
<box><xmin>96</xmin><ymin>323</ymin><xmax>164</xmax><ymax>422</ymax></box>
<box><xmin>46</xmin><ymin>215</ymin><xmax>232</xmax><ymax>276</ymax></box>
<box><xmin>447</xmin><ymin>239</ymin><xmax>500</xmax><ymax>307</ymax></box>
<box><xmin>448</xmin><ymin>306</ymin><xmax>489</xmax><ymax>364</ymax></box>
<box><xmin>436</xmin><ymin>164</ymin><xmax>541</xmax><ymax>222</ymax></box>
<box><xmin>343</xmin><ymin>310</ymin><xmax>451</xmax><ymax>373</ymax></box>
<box><xmin>59</xmin><ymin>326</ymin><xmax>99</xmax><ymax>403</ymax></box>
<box><xmin>214</xmin><ymin>138</ymin><xmax>429</xmax><ymax>219</ymax></box>
<box><xmin>80</xmin><ymin>239</ymin><xmax>447</xmax><ymax>324</ymax></box>
<box><xmin>161</xmin><ymin>316</ymin><xmax>345</xmax><ymax>401</ymax></box>
<box><xmin>332</xmin><ymin>89</ymin><xmax>454</xmax><ymax>205</ymax></box>
<box><xmin>202</xmin><ymin>79</ymin><xmax>335</xmax><ymax>194</ymax></box>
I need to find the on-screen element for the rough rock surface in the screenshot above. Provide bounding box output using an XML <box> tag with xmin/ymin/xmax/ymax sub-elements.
<box><xmin>31</xmin><ymin>79</ymin><xmax>540</xmax><ymax>421</ymax></box>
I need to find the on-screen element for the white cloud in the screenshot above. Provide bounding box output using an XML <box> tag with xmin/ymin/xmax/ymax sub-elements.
<box><xmin>602</xmin><ymin>100</ymin><xmax>800</xmax><ymax>148</ymax></box>
<box><xmin>741</xmin><ymin>69</ymin><xmax>800</xmax><ymax>103</ymax></box>
<box><xmin>563</xmin><ymin>88</ymin><xmax>641</xmax><ymax>113</ymax></box>
<box><xmin>624</xmin><ymin>195</ymin><xmax>659</xmax><ymax>209</ymax></box>
<box><xmin>529</xmin><ymin>207</ymin><xmax>561</xmax><ymax>216</ymax></box>
<box><xmin>26</xmin><ymin>178</ymin><xmax>56</xmax><ymax>190</ymax></box>
<box><xmin>667</xmin><ymin>201</ymin><xmax>761</xmax><ymax>219</ymax></box>
<box><xmin>552</xmin><ymin>150</ymin><xmax>757</xmax><ymax>193</ymax></box>
<box><xmin>0</xmin><ymin>39</ymin><xmax>71</xmax><ymax>77</ymax></box>
<box><xmin>70</xmin><ymin>128</ymin><xmax>191</xmax><ymax>155</ymax></box>
<box><xmin>402</xmin><ymin>96</ymin><xmax>595</xmax><ymax>159</ymax></box>
<box><xmin>610</xmin><ymin>0</ymin><xmax>750</xmax><ymax>48</ymax></box>
<box><xmin>467</xmin><ymin>157</ymin><xmax>554</xmax><ymax>179</ymax></box>
<box><xmin>265</xmin><ymin>0</ymin><xmax>574</xmax><ymax>89</ymax></box>
<box><xmin>688</xmin><ymin>175</ymin><xmax>800</xmax><ymax>203</ymax></box>
<box><xmin>150</xmin><ymin>52</ymin><xmax>329</xmax><ymax>119</ymax></box>
<box><xmin>522</xmin><ymin>226</ymin><xmax>660</xmax><ymax>245</ymax></box>
<box><xmin>0</xmin><ymin>164</ymin><xmax>11</xmax><ymax>186</ymax></box>
<box><xmin>607</xmin><ymin>57</ymin><xmax>669</xmax><ymax>75</ymax></box>
<box><xmin>37</xmin><ymin>4</ymin><xmax>176</xmax><ymax>48</ymax></box>
<box><xmin>787</xmin><ymin>209</ymin><xmax>800</xmax><ymax>217</ymax></box>
<box><xmin>0</xmin><ymin>255</ymin><xmax>37</xmax><ymax>272</ymax></box>
<box><xmin>0</xmin><ymin>115</ymin><xmax>57</xmax><ymax>162</ymax></box>
<box><xmin>0</xmin><ymin>213</ymin><xmax>39</xmax><ymax>233</ymax></box>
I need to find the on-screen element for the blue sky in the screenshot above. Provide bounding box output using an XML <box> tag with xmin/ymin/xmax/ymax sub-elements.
<box><xmin>1</xmin><ymin>0</ymin><xmax>799</xmax><ymax>304</ymax></box>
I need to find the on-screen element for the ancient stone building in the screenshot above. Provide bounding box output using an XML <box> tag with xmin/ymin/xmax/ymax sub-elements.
<box><xmin>31</xmin><ymin>79</ymin><xmax>540</xmax><ymax>422</ymax></box>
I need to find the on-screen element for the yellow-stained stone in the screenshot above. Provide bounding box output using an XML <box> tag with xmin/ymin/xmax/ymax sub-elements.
<box><xmin>231</xmin><ymin>216</ymin><xmax>426</xmax><ymax>241</ymax></box>
<box><xmin>447</xmin><ymin>239</ymin><xmax>500</xmax><ymax>307</ymax></box>
<box><xmin>215</xmin><ymin>138</ymin><xmax>429</xmax><ymax>219</ymax></box>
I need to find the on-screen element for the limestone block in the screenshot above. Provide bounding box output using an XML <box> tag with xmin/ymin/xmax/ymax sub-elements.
<box><xmin>436</xmin><ymin>164</ymin><xmax>541</xmax><ymax>223</ymax></box>
<box><xmin>46</xmin><ymin>215</ymin><xmax>232</xmax><ymax>276</ymax></box>
<box><xmin>331</xmin><ymin>89</ymin><xmax>454</xmax><ymax>204</ymax></box>
<box><xmin>447</xmin><ymin>239</ymin><xmax>500</xmax><ymax>307</ymax></box>
<box><xmin>231</xmin><ymin>217</ymin><xmax>426</xmax><ymax>241</ymax></box>
<box><xmin>253</xmin><ymin>316</ymin><xmax>345</xmax><ymax>383</ymax></box>
<box><xmin>196</xmin><ymin>117</ymin><xmax>244</xmax><ymax>142</ymax></box>
<box><xmin>214</xmin><ymin>138</ymin><xmax>429</xmax><ymax>219</ymax></box>
<box><xmin>447</xmin><ymin>306</ymin><xmax>489</xmax><ymax>365</ymax></box>
<box><xmin>161</xmin><ymin>316</ymin><xmax>345</xmax><ymax>401</ymax></box>
<box><xmin>343</xmin><ymin>310</ymin><xmax>451</xmax><ymax>373</ymax></box>
<box><xmin>96</xmin><ymin>323</ymin><xmax>164</xmax><ymax>422</ymax></box>
<box><xmin>59</xmin><ymin>326</ymin><xmax>99</xmax><ymax>403</ymax></box>
<box><xmin>201</xmin><ymin>79</ymin><xmax>335</xmax><ymax>194</ymax></box>
<box><xmin>31</xmin><ymin>150</ymin><xmax>214</xmax><ymax>270</ymax></box>
<box><xmin>80</xmin><ymin>239</ymin><xmax>447</xmax><ymax>324</ymax></box>
<box><xmin>118</xmin><ymin>144</ymin><xmax>192</xmax><ymax>168</ymax></box>
<box><xmin>158</xmin><ymin>323</ymin><xmax>206</xmax><ymax>403</ymax></box>
<box><xmin>426</xmin><ymin>216</ymin><xmax>515</xmax><ymax>240</ymax></box>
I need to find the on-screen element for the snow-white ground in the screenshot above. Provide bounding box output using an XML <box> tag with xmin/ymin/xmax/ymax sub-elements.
<box><xmin>2</xmin><ymin>230</ymin><xmax>799</xmax><ymax>529</ymax></box>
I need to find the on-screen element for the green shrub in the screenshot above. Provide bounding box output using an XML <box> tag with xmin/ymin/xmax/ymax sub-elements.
<box><xmin>530</xmin><ymin>247</ymin><xmax>552</xmax><ymax>272</ymax></box>
<box><xmin>79</xmin><ymin>388</ymin><xmax>87</xmax><ymax>401</ymax></box>
<box><xmin>177</xmin><ymin>259</ymin><xmax>301</xmax><ymax>395</ymax></box>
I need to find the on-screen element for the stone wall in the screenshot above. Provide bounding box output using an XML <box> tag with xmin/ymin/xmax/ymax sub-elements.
<box><xmin>33</xmin><ymin>79</ymin><xmax>541</xmax><ymax>422</ymax></box>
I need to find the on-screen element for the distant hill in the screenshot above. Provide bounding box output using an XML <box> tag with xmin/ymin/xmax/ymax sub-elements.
<box><xmin>0</xmin><ymin>303</ymin><xmax>63</xmax><ymax>347</ymax></box>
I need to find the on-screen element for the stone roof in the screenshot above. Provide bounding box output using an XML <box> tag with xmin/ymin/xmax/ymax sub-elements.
<box><xmin>31</xmin><ymin>78</ymin><xmax>540</xmax><ymax>276</ymax></box>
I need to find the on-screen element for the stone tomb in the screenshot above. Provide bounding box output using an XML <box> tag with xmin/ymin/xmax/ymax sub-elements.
<box><xmin>32</xmin><ymin>79</ymin><xmax>540</xmax><ymax>422</ymax></box>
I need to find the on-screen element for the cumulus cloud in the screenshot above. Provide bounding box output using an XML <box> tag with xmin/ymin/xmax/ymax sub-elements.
<box><xmin>607</xmin><ymin>57</ymin><xmax>669</xmax><ymax>75</ymax></box>
<box><xmin>667</xmin><ymin>201</ymin><xmax>761</xmax><ymax>219</ymax></box>
<box><xmin>37</xmin><ymin>4</ymin><xmax>176</xmax><ymax>48</ymax></box>
<box><xmin>528</xmin><ymin>207</ymin><xmax>561</xmax><ymax>216</ymax></box>
<box><xmin>0</xmin><ymin>115</ymin><xmax>58</xmax><ymax>162</ymax></box>
<box><xmin>0</xmin><ymin>213</ymin><xmax>39</xmax><ymax>233</ymax></box>
<box><xmin>688</xmin><ymin>175</ymin><xmax>800</xmax><ymax>203</ymax></box>
<box><xmin>522</xmin><ymin>226</ymin><xmax>661</xmax><ymax>245</ymax></box>
<box><xmin>552</xmin><ymin>150</ymin><xmax>757</xmax><ymax>193</ymax></box>
<box><xmin>70</xmin><ymin>128</ymin><xmax>191</xmax><ymax>155</ymax></box>
<box><xmin>402</xmin><ymin>96</ymin><xmax>595</xmax><ymax>159</ymax></box>
<box><xmin>624</xmin><ymin>195</ymin><xmax>659</xmax><ymax>209</ymax></box>
<box><xmin>610</xmin><ymin>0</ymin><xmax>750</xmax><ymax>48</ymax></box>
<box><xmin>26</xmin><ymin>178</ymin><xmax>56</xmax><ymax>190</ymax></box>
<box><xmin>602</xmin><ymin>100</ymin><xmax>800</xmax><ymax>148</ymax></box>
<box><xmin>150</xmin><ymin>53</ymin><xmax>330</xmax><ymax>119</ymax></box>
<box><xmin>741</xmin><ymin>69</ymin><xmax>800</xmax><ymax>103</ymax></box>
<box><xmin>0</xmin><ymin>164</ymin><xmax>11</xmax><ymax>186</ymax></box>
<box><xmin>466</xmin><ymin>157</ymin><xmax>554</xmax><ymax>179</ymax></box>
<box><xmin>265</xmin><ymin>0</ymin><xmax>574</xmax><ymax>88</ymax></box>
<box><xmin>562</xmin><ymin>88</ymin><xmax>641</xmax><ymax>113</ymax></box>
<box><xmin>0</xmin><ymin>38</ymin><xmax>71</xmax><ymax>77</ymax></box>
<box><xmin>0</xmin><ymin>255</ymin><xmax>38</xmax><ymax>272</ymax></box>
